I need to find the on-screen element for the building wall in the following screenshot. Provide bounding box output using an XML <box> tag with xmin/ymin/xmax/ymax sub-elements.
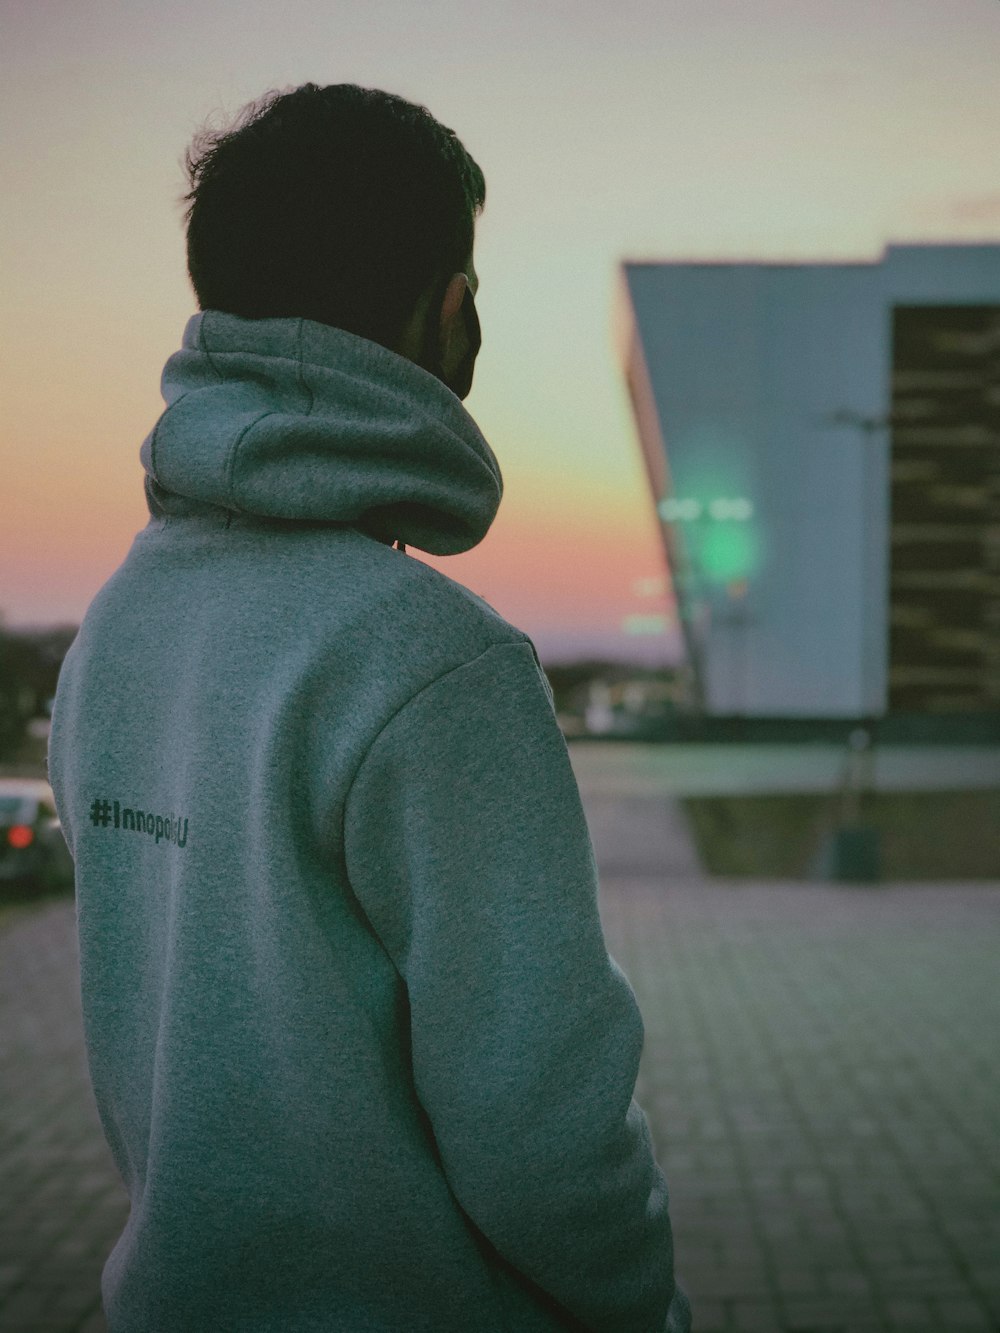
<box><xmin>621</xmin><ymin>243</ymin><xmax>1000</xmax><ymax>720</ymax></box>
<box><xmin>623</xmin><ymin>260</ymin><xmax>884</xmax><ymax>717</ymax></box>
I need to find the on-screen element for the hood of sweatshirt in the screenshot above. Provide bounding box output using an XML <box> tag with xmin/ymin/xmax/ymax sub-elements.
<box><xmin>139</xmin><ymin>310</ymin><xmax>504</xmax><ymax>555</ymax></box>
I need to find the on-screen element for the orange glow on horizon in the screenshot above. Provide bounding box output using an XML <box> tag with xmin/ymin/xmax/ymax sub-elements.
<box><xmin>4</xmin><ymin>0</ymin><xmax>998</xmax><ymax>650</ymax></box>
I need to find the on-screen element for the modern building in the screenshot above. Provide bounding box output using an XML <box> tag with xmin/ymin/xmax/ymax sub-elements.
<box><xmin>617</xmin><ymin>243</ymin><xmax>1000</xmax><ymax>721</ymax></box>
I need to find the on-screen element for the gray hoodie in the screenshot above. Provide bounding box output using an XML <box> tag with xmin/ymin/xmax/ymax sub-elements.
<box><xmin>48</xmin><ymin>310</ymin><xmax>691</xmax><ymax>1333</ymax></box>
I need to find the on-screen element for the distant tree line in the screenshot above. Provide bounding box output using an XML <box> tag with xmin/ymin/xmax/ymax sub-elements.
<box><xmin>0</xmin><ymin>622</ymin><xmax>78</xmax><ymax>760</ymax></box>
<box><xmin>0</xmin><ymin>624</ymin><xmax>681</xmax><ymax>761</ymax></box>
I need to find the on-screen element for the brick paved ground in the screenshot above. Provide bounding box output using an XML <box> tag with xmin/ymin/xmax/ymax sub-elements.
<box><xmin>600</xmin><ymin>873</ymin><xmax>1000</xmax><ymax>1333</ymax></box>
<box><xmin>1</xmin><ymin>770</ymin><xmax>998</xmax><ymax>1331</ymax></box>
<box><xmin>0</xmin><ymin>899</ymin><xmax>128</xmax><ymax>1333</ymax></box>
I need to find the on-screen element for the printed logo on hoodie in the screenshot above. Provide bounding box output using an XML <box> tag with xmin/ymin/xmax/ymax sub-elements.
<box><xmin>89</xmin><ymin>798</ymin><xmax>189</xmax><ymax>848</ymax></box>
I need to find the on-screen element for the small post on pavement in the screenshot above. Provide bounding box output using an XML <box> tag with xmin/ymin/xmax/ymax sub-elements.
<box><xmin>828</xmin><ymin>724</ymin><xmax>881</xmax><ymax>883</ymax></box>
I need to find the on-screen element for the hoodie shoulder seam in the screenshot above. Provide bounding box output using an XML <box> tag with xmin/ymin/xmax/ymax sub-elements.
<box><xmin>343</xmin><ymin>638</ymin><xmax>534</xmax><ymax>812</ymax></box>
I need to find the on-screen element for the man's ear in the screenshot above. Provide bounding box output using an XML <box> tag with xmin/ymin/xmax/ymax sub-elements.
<box><xmin>439</xmin><ymin>272</ymin><xmax>469</xmax><ymax>333</ymax></box>
<box><xmin>391</xmin><ymin>269</ymin><xmax>470</xmax><ymax>375</ymax></box>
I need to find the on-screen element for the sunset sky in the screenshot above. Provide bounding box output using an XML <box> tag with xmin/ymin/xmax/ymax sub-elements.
<box><xmin>3</xmin><ymin>0</ymin><xmax>999</xmax><ymax>665</ymax></box>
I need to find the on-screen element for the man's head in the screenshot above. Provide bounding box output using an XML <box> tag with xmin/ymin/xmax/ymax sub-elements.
<box><xmin>182</xmin><ymin>83</ymin><xmax>485</xmax><ymax>398</ymax></box>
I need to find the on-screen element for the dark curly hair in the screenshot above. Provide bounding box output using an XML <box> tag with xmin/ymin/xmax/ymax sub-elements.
<box><xmin>181</xmin><ymin>83</ymin><xmax>485</xmax><ymax>351</ymax></box>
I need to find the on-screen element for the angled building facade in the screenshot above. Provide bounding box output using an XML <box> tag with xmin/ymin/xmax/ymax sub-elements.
<box><xmin>617</xmin><ymin>243</ymin><xmax>1000</xmax><ymax>719</ymax></box>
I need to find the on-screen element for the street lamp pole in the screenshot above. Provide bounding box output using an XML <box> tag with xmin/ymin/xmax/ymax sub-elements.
<box><xmin>823</xmin><ymin>408</ymin><xmax>891</xmax><ymax>724</ymax></box>
<box><xmin>816</xmin><ymin>408</ymin><xmax>892</xmax><ymax>881</ymax></box>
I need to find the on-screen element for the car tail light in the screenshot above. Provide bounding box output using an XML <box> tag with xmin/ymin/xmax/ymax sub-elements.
<box><xmin>7</xmin><ymin>825</ymin><xmax>34</xmax><ymax>849</ymax></box>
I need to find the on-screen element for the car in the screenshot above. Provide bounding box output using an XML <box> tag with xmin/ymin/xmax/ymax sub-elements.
<box><xmin>0</xmin><ymin>777</ymin><xmax>74</xmax><ymax>895</ymax></box>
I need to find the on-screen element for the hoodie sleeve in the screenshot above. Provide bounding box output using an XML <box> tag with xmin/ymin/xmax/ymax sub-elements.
<box><xmin>344</xmin><ymin>640</ymin><xmax>689</xmax><ymax>1333</ymax></box>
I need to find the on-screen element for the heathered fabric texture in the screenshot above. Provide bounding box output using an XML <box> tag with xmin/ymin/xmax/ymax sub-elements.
<box><xmin>48</xmin><ymin>311</ymin><xmax>690</xmax><ymax>1333</ymax></box>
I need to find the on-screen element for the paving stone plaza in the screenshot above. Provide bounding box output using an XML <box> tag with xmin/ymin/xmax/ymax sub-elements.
<box><xmin>1</xmin><ymin>743</ymin><xmax>997</xmax><ymax>1332</ymax></box>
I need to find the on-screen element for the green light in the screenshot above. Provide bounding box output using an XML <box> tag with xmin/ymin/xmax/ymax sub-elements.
<box><xmin>699</xmin><ymin>522</ymin><xmax>761</xmax><ymax>584</ymax></box>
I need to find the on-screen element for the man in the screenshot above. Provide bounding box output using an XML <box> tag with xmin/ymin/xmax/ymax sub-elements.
<box><xmin>48</xmin><ymin>83</ymin><xmax>691</xmax><ymax>1332</ymax></box>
